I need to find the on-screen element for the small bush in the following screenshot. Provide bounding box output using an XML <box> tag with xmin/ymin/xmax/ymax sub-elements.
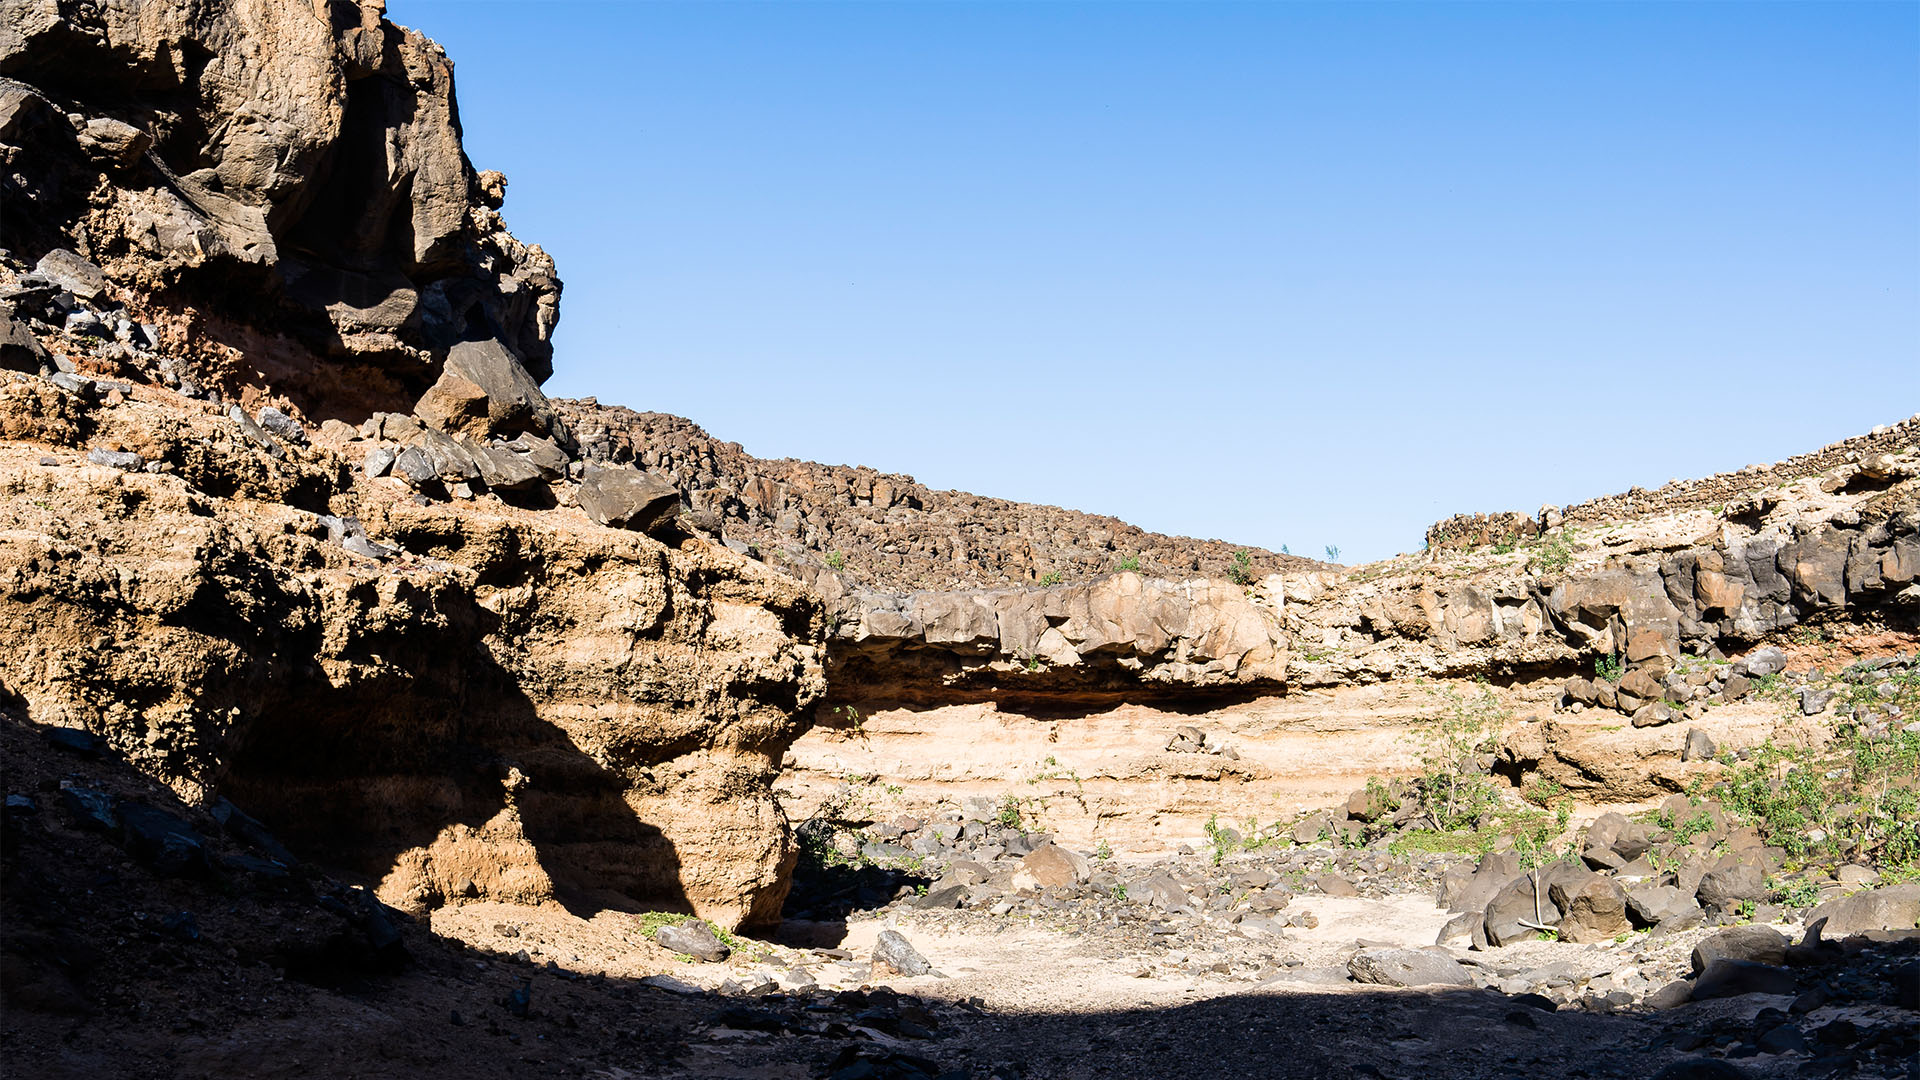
<box><xmin>1038</xmin><ymin>570</ymin><xmax>1064</xmax><ymax>586</ymax></box>
<box><xmin>1530</xmin><ymin>529</ymin><xmax>1576</xmax><ymax>573</ymax></box>
<box><xmin>1114</xmin><ymin>554</ymin><xmax>1141</xmax><ymax>573</ymax></box>
<box><xmin>1594</xmin><ymin>653</ymin><xmax>1623</xmax><ymax>684</ymax></box>
<box><xmin>824</xmin><ymin>550</ymin><xmax>846</xmax><ymax>571</ymax></box>
<box><xmin>1226</xmin><ymin>550</ymin><xmax>1253</xmax><ymax>586</ymax></box>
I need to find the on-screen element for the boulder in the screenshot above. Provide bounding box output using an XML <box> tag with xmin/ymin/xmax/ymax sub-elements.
<box><xmin>33</xmin><ymin>249</ymin><xmax>108</xmax><ymax>301</ymax></box>
<box><xmin>115</xmin><ymin>801</ymin><xmax>210</xmax><ymax>878</ymax></box>
<box><xmin>1631</xmin><ymin>701</ymin><xmax>1674</xmax><ymax>728</ymax></box>
<box><xmin>1736</xmin><ymin>646</ymin><xmax>1786</xmax><ymax>677</ymax></box>
<box><xmin>1</xmin><ymin>312</ymin><xmax>49</xmax><ymax>372</ymax></box>
<box><xmin>1138</xmin><ymin>873</ymin><xmax>1195</xmax><ymax>914</ymax></box>
<box><xmin>465</xmin><ymin>439</ymin><xmax>545</xmax><ymax>492</ymax></box>
<box><xmin>1691</xmin><ymin>925</ymin><xmax>1786</xmax><ymax>975</ymax></box>
<box><xmin>414</xmin><ymin>369</ymin><xmax>491</xmax><ymax>438</ymax></box>
<box><xmin>1435</xmin><ymin>911</ymin><xmax>1482</xmax><ymax>947</ymax></box>
<box><xmin>1691</xmin><ymin>958</ymin><xmax>1796</xmax><ymax>1000</ymax></box>
<box><xmin>411</xmin><ymin>427</ymin><xmax>482</xmax><ymax>485</ymax></box>
<box><xmin>1443</xmin><ymin>852</ymin><xmax>1521</xmax><ymax>915</ymax></box>
<box><xmin>1625</xmin><ymin>883</ymin><xmax>1699</xmax><ymax>928</ymax></box>
<box><xmin>1317</xmin><ymin>873</ymin><xmax>1359</xmax><ymax>897</ymax></box>
<box><xmin>504</xmin><ymin>433</ymin><xmax>571</xmax><ymax>480</ymax></box>
<box><xmin>1549</xmin><ymin>873</ymin><xmax>1632</xmax><ymax>943</ymax></box>
<box><xmin>1682</xmin><ymin>727</ymin><xmax>1716</xmax><ymax>762</ymax></box>
<box><xmin>873</xmin><ymin>929</ymin><xmax>931</xmax><ymax>976</ymax></box>
<box><xmin>1484</xmin><ymin>864</ymin><xmax>1584</xmax><ymax>946</ymax></box>
<box><xmin>76</xmin><ymin>116</ymin><xmax>152</xmax><ymax>165</ymax></box>
<box><xmin>1620</xmin><ymin>668</ymin><xmax>1666</xmax><ymax>701</ymax></box>
<box><xmin>1346</xmin><ymin>947</ymin><xmax>1471</xmax><ymax>988</ymax></box>
<box><xmin>1650</xmin><ymin>1060</ymin><xmax>1752</xmax><ymax>1080</ymax></box>
<box><xmin>1695</xmin><ymin>853</ymin><xmax>1766</xmax><ymax>912</ymax></box>
<box><xmin>1013</xmin><ymin>842</ymin><xmax>1090</xmax><ymax>890</ymax></box>
<box><xmin>421</xmin><ymin>338</ymin><xmax>555</xmax><ymax>438</ymax></box>
<box><xmin>655</xmin><ymin>919</ymin><xmax>729</xmax><ymax>963</ymax></box>
<box><xmin>578</xmin><ymin>467</ymin><xmax>680</xmax><ymax>536</ymax></box>
<box><xmin>1804</xmin><ymin>884</ymin><xmax>1920</xmax><ymax>941</ymax></box>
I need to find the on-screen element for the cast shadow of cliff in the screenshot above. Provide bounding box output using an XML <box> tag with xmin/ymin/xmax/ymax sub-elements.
<box><xmin>203</xmin><ymin>579</ymin><xmax>691</xmax><ymax>921</ymax></box>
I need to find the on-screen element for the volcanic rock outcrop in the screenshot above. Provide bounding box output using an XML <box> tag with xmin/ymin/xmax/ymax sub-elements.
<box><xmin>0</xmin><ymin>0</ymin><xmax>559</xmax><ymax>416</ymax></box>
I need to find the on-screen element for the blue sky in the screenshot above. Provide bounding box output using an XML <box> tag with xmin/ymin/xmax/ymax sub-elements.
<box><xmin>390</xmin><ymin>1</ymin><xmax>1917</xmax><ymax>563</ymax></box>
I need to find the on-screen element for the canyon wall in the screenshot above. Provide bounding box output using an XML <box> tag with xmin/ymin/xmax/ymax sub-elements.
<box><xmin>1</xmin><ymin>0</ymin><xmax>559</xmax><ymax>417</ymax></box>
<box><xmin>0</xmin><ymin>0</ymin><xmax>827</xmax><ymax>930</ymax></box>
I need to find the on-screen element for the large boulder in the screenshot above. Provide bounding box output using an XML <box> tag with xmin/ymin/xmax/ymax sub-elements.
<box><xmin>1549</xmin><ymin>873</ymin><xmax>1632</xmax><ymax>943</ymax></box>
<box><xmin>417</xmin><ymin>339</ymin><xmax>557</xmax><ymax>439</ymax></box>
<box><xmin>577</xmin><ymin>467</ymin><xmax>681</xmax><ymax>536</ymax></box>
<box><xmin>1691</xmin><ymin>926</ymin><xmax>1786</xmax><ymax>975</ymax></box>
<box><xmin>1695</xmin><ymin>853</ymin><xmax>1766</xmax><ymax>912</ymax></box>
<box><xmin>1804</xmin><ymin>884</ymin><xmax>1920</xmax><ymax>941</ymax></box>
<box><xmin>1347</xmin><ymin>947</ymin><xmax>1472</xmax><ymax>988</ymax></box>
<box><xmin>1013</xmin><ymin>842</ymin><xmax>1090</xmax><ymax>890</ymax></box>
<box><xmin>1</xmin><ymin>311</ymin><xmax>50</xmax><ymax>372</ymax></box>
<box><xmin>1483</xmin><ymin>864</ymin><xmax>1586</xmax><ymax>946</ymax></box>
<box><xmin>1691</xmin><ymin>958</ymin><xmax>1796</xmax><ymax>1000</ymax></box>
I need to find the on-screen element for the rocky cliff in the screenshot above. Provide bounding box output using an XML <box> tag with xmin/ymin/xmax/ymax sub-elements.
<box><xmin>1</xmin><ymin>0</ymin><xmax>559</xmax><ymax>418</ymax></box>
<box><xmin>0</xmin><ymin>0</ymin><xmax>830</xmax><ymax>931</ymax></box>
<box><xmin>0</xmin><ymin>368</ymin><xmax>825</xmax><ymax>927</ymax></box>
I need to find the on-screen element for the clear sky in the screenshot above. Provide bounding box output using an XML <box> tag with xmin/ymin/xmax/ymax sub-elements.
<box><xmin>389</xmin><ymin>0</ymin><xmax>1917</xmax><ymax>564</ymax></box>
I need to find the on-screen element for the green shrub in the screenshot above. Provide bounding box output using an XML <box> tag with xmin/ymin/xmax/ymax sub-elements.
<box><xmin>1594</xmin><ymin>653</ymin><xmax>1623</xmax><ymax>684</ymax></box>
<box><xmin>824</xmin><ymin>550</ymin><xmax>846</xmax><ymax>571</ymax></box>
<box><xmin>1038</xmin><ymin>570</ymin><xmax>1064</xmax><ymax>586</ymax></box>
<box><xmin>1712</xmin><ymin>688</ymin><xmax>1920</xmax><ymax>873</ymax></box>
<box><xmin>1226</xmin><ymin>550</ymin><xmax>1253</xmax><ymax>586</ymax></box>
<box><xmin>1114</xmin><ymin>554</ymin><xmax>1141</xmax><ymax>573</ymax></box>
<box><xmin>1530</xmin><ymin>529</ymin><xmax>1576</xmax><ymax>573</ymax></box>
<box><xmin>1409</xmin><ymin>682</ymin><xmax>1508</xmax><ymax>830</ymax></box>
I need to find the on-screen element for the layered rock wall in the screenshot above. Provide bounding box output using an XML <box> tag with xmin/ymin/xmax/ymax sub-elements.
<box><xmin>0</xmin><ymin>359</ymin><xmax>823</xmax><ymax>930</ymax></box>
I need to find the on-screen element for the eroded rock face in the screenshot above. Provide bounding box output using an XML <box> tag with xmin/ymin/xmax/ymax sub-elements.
<box><xmin>0</xmin><ymin>380</ymin><xmax>823</xmax><ymax>928</ymax></box>
<box><xmin>0</xmin><ymin>0</ymin><xmax>560</xmax><ymax>415</ymax></box>
<box><xmin>829</xmin><ymin>573</ymin><xmax>1289</xmax><ymax>705</ymax></box>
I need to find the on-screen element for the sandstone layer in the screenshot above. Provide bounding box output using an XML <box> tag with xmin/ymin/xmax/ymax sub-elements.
<box><xmin>0</xmin><ymin>360</ymin><xmax>823</xmax><ymax>929</ymax></box>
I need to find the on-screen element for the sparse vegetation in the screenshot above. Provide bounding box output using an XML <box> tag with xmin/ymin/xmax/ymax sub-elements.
<box><xmin>1038</xmin><ymin>570</ymin><xmax>1064</xmax><ymax>586</ymax></box>
<box><xmin>1408</xmin><ymin>681</ymin><xmax>1508</xmax><ymax>830</ymax></box>
<box><xmin>1226</xmin><ymin>550</ymin><xmax>1253</xmax><ymax>586</ymax></box>
<box><xmin>830</xmin><ymin>703</ymin><xmax>867</xmax><ymax>741</ymax></box>
<box><xmin>1113</xmin><ymin>554</ymin><xmax>1141</xmax><ymax>573</ymax></box>
<box><xmin>1594</xmin><ymin>652</ymin><xmax>1623</xmax><ymax>684</ymax></box>
<box><xmin>1521</xmin><ymin>776</ymin><xmax>1565</xmax><ymax>808</ymax></box>
<box><xmin>1323</xmin><ymin>544</ymin><xmax>1341</xmax><ymax>563</ymax></box>
<box><xmin>1529</xmin><ymin>528</ymin><xmax>1576</xmax><ymax>573</ymax></box>
<box><xmin>824</xmin><ymin>550</ymin><xmax>846</xmax><ymax>571</ymax></box>
<box><xmin>1709</xmin><ymin>667</ymin><xmax>1920</xmax><ymax>873</ymax></box>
